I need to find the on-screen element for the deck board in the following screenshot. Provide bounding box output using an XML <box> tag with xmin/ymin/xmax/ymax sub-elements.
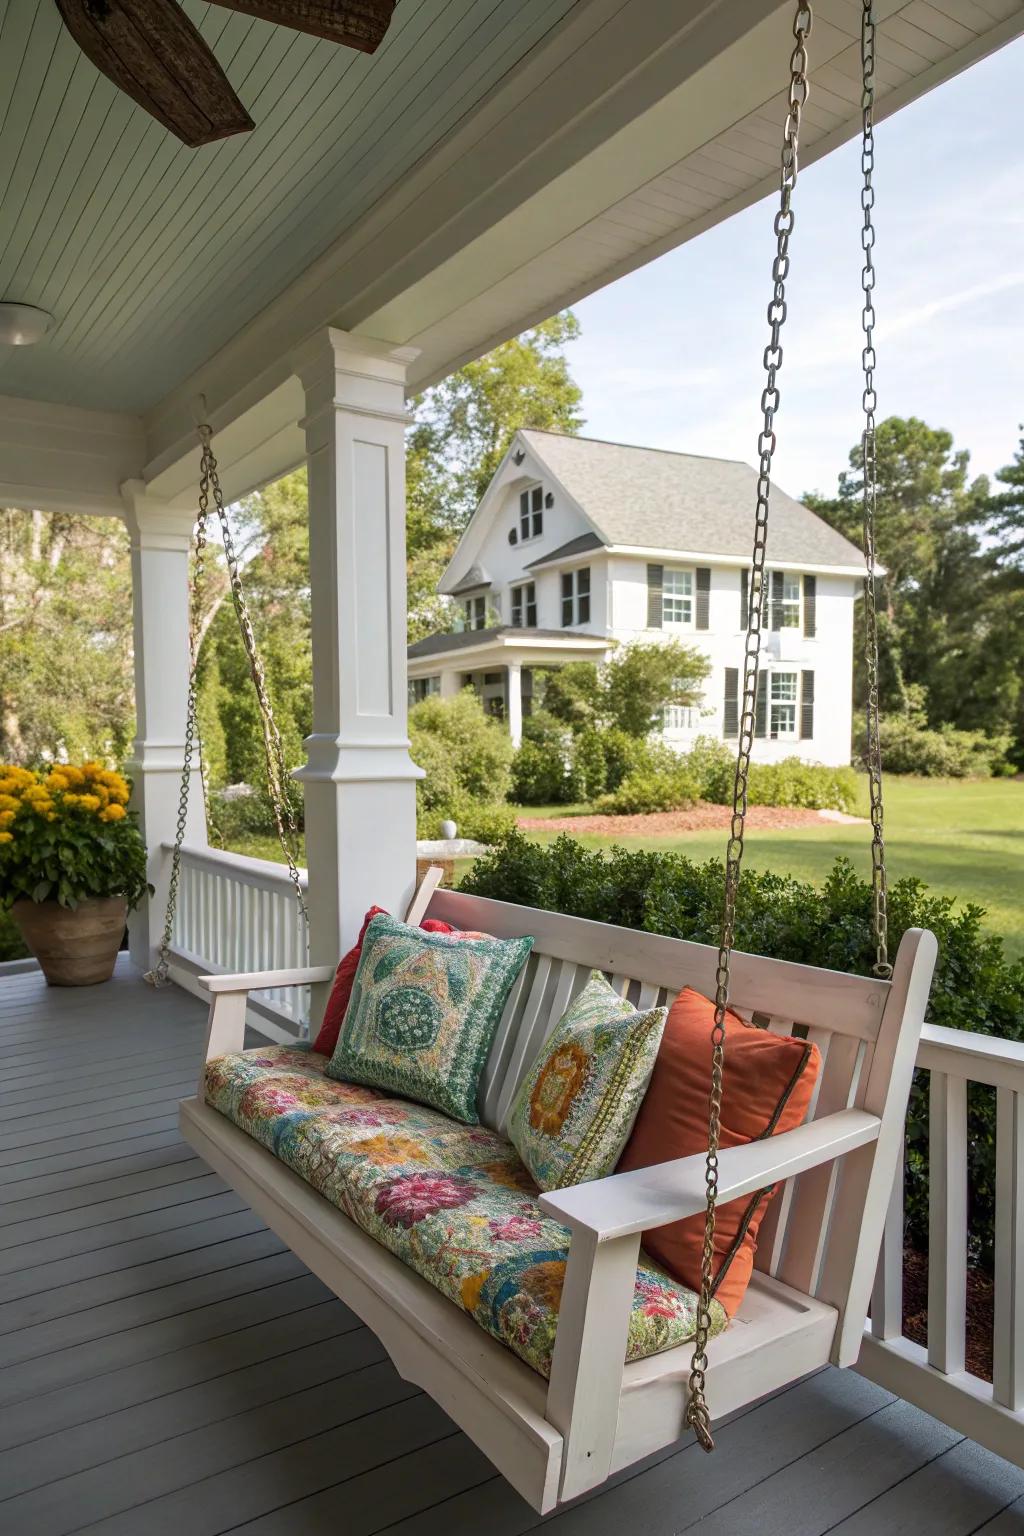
<box><xmin>1</xmin><ymin>957</ymin><xmax>1022</xmax><ymax>1535</ymax></box>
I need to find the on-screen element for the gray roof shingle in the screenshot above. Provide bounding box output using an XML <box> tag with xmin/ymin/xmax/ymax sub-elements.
<box><xmin>408</xmin><ymin>626</ymin><xmax>607</xmax><ymax>659</ymax></box>
<box><xmin>519</xmin><ymin>430</ymin><xmax>864</xmax><ymax>568</ymax></box>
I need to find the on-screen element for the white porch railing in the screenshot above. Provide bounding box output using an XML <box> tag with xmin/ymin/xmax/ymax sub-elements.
<box><xmin>859</xmin><ymin>1022</ymin><xmax>1024</xmax><ymax>1469</ymax></box>
<box><xmin>158</xmin><ymin>850</ymin><xmax>1024</xmax><ymax>1467</ymax></box>
<box><xmin>163</xmin><ymin>842</ymin><xmax>310</xmax><ymax>1039</ymax></box>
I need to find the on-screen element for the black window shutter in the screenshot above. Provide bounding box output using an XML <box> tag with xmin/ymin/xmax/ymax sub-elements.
<box><xmin>803</xmin><ymin>574</ymin><xmax>817</xmax><ymax>637</ymax></box>
<box><xmin>646</xmin><ymin>564</ymin><xmax>663</xmax><ymax>628</ymax></box>
<box><xmin>801</xmin><ymin>670</ymin><xmax>815</xmax><ymax>739</ymax></box>
<box><xmin>755</xmin><ymin>671</ymin><xmax>768</xmax><ymax>738</ymax></box>
<box><xmin>771</xmin><ymin>570</ymin><xmax>784</xmax><ymax>631</ymax></box>
<box><xmin>695</xmin><ymin>567</ymin><xmax>711</xmax><ymax>630</ymax></box>
<box><xmin>740</xmin><ymin>567</ymin><xmax>749</xmax><ymax>628</ymax></box>
<box><xmin>723</xmin><ymin>667</ymin><xmax>739</xmax><ymax>738</ymax></box>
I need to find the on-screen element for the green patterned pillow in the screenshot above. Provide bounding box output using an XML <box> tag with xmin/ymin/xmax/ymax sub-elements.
<box><xmin>508</xmin><ymin>971</ymin><xmax>666</xmax><ymax>1191</ymax></box>
<box><xmin>327</xmin><ymin>913</ymin><xmax>533</xmax><ymax>1124</ymax></box>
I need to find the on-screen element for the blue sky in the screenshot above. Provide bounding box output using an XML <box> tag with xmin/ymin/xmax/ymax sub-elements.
<box><xmin>571</xmin><ymin>33</ymin><xmax>1024</xmax><ymax>502</ymax></box>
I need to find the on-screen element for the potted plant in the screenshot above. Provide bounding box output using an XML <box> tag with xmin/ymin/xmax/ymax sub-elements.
<box><xmin>0</xmin><ymin>761</ymin><xmax>149</xmax><ymax>986</ymax></box>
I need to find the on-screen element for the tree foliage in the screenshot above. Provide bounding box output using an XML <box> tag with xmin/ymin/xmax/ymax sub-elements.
<box><xmin>0</xmin><ymin>509</ymin><xmax>134</xmax><ymax>765</ymax></box>
<box><xmin>807</xmin><ymin>415</ymin><xmax>1023</xmax><ymax>766</ymax></box>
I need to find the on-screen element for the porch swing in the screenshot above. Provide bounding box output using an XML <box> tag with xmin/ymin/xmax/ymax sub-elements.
<box><xmin>177</xmin><ymin>0</ymin><xmax>938</xmax><ymax>1515</ymax></box>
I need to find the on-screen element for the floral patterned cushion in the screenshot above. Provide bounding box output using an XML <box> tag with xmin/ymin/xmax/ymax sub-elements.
<box><xmin>508</xmin><ymin>971</ymin><xmax>667</xmax><ymax>1191</ymax></box>
<box><xmin>327</xmin><ymin>913</ymin><xmax>533</xmax><ymax>1124</ymax></box>
<box><xmin>205</xmin><ymin>1045</ymin><xmax>726</xmax><ymax>1379</ymax></box>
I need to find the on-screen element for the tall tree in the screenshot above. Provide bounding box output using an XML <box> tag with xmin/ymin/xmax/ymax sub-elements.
<box><xmin>805</xmin><ymin>416</ymin><xmax>990</xmax><ymax>717</ymax></box>
<box><xmin>985</xmin><ymin>428</ymin><xmax>1024</xmax><ymax>569</ymax></box>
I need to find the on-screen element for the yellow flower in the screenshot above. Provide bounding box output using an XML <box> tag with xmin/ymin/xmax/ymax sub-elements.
<box><xmin>77</xmin><ymin>794</ymin><xmax>102</xmax><ymax>813</ymax></box>
<box><xmin>22</xmin><ymin>784</ymin><xmax>49</xmax><ymax>803</ymax></box>
<box><xmin>62</xmin><ymin>793</ymin><xmax>80</xmax><ymax>808</ymax></box>
<box><xmin>93</xmin><ymin>783</ymin><xmax>110</xmax><ymax>806</ymax></box>
<box><xmin>45</xmin><ymin>771</ymin><xmax>70</xmax><ymax>792</ymax></box>
<box><xmin>100</xmin><ymin>803</ymin><xmax>126</xmax><ymax>822</ymax></box>
<box><xmin>0</xmin><ymin>810</ymin><xmax>14</xmax><ymax>828</ymax></box>
<box><xmin>0</xmin><ymin>794</ymin><xmax>18</xmax><ymax>812</ymax></box>
<box><xmin>29</xmin><ymin>798</ymin><xmax>54</xmax><ymax>816</ymax></box>
<box><xmin>82</xmin><ymin>761</ymin><xmax>103</xmax><ymax>780</ymax></box>
<box><xmin>0</xmin><ymin>831</ymin><xmax>12</xmax><ymax>844</ymax></box>
<box><xmin>62</xmin><ymin>765</ymin><xmax>85</xmax><ymax>787</ymax></box>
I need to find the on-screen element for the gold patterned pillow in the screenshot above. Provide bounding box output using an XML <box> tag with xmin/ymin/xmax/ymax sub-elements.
<box><xmin>327</xmin><ymin>913</ymin><xmax>533</xmax><ymax>1124</ymax></box>
<box><xmin>508</xmin><ymin>971</ymin><xmax>667</xmax><ymax>1191</ymax></box>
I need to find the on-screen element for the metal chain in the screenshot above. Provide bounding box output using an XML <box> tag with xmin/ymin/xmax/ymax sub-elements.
<box><xmin>144</xmin><ymin>427</ymin><xmax>309</xmax><ymax>987</ymax></box>
<box><xmin>199</xmin><ymin>426</ymin><xmax>309</xmax><ymax>928</ymax></box>
<box><xmin>684</xmin><ymin>0</ymin><xmax>813</xmax><ymax>1453</ymax></box>
<box><xmin>859</xmin><ymin>0</ymin><xmax>891</xmax><ymax>980</ymax></box>
<box><xmin>143</xmin><ymin>489</ymin><xmax>210</xmax><ymax>986</ymax></box>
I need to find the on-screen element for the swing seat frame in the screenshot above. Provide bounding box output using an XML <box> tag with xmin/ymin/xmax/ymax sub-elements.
<box><xmin>179</xmin><ymin>887</ymin><xmax>937</xmax><ymax>1513</ymax></box>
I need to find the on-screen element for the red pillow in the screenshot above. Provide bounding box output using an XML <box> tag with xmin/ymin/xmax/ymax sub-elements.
<box><xmin>617</xmin><ymin>987</ymin><xmax>820</xmax><ymax>1316</ymax></box>
<box><xmin>311</xmin><ymin>909</ymin><xmax>485</xmax><ymax>1056</ymax></box>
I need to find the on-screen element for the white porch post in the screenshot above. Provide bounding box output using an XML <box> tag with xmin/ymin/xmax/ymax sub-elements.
<box><xmin>294</xmin><ymin>329</ymin><xmax>422</xmax><ymax>1021</ymax></box>
<box><xmin>122</xmin><ymin>483</ymin><xmax>207</xmax><ymax>972</ymax></box>
<box><xmin>506</xmin><ymin>661</ymin><xmax>524</xmax><ymax>749</ymax></box>
<box><xmin>439</xmin><ymin>669</ymin><xmax>461</xmax><ymax>700</ymax></box>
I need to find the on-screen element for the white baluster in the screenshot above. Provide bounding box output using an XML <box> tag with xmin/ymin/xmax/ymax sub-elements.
<box><xmin>927</xmin><ymin>1070</ymin><xmax>967</xmax><ymax>1375</ymax></box>
<box><xmin>995</xmin><ymin>1087</ymin><xmax>1024</xmax><ymax>1407</ymax></box>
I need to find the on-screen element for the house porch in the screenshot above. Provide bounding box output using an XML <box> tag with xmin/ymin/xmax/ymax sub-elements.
<box><xmin>3</xmin><ymin>957</ymin><xmax>1024</xmax><ymax>1535</ymax></box>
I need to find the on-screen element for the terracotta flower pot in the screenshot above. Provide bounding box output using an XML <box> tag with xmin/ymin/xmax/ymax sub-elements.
<box><xmin>11</xmin><ymin>896</ymin><xmax>128</xmax><ymax>986</ymax></box>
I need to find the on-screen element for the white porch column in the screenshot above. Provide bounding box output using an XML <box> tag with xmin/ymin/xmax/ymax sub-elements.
<box><xmin>122</xmin><ymin>483</ymin><xmax>207</xmax><ymax>972</ymax></box>
<box><xmin>293</xmin><ymin>329</ymin><xmax>422</xmax><ymax>1019</ymax></box>
<box><xmin>439</xmin><ymin>669</ymin><xmax>462</xmax><ymax>700</ymax></box>
<box><xmin>506</xmin><ymin>661</ymin><xmax>524</xmax><ymax>749</ymax></box>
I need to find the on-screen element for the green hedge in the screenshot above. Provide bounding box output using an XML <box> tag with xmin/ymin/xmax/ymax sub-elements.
<box><xmin>462</xmin><ymin>832</ymin><xmax>1024</xmax><ymax>1269</ymax></box>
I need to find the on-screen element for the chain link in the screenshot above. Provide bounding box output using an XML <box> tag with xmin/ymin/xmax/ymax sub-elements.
<box><xmin>144</xmin><ymin>427</ymin><xmax>309</xmax><ymax>988</ymax></box>
<box><xmin>859</xmin><ymin>0</ymin><xmax>890</xmax><ymax>980</ymax></box>
<box><xmin>684</xmin><ymin>0</ymin><xmax>813</xmax><ymax>1454</ymax></box>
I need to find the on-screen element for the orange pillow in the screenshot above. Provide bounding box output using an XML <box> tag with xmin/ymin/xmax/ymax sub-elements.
<box><xmin>616</xmin><ymin>987</ymin><xmax>820</xmax><ymax>1316</ymax></box>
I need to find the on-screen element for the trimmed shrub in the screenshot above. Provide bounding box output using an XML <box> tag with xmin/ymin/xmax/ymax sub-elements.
<box><xmin>866</xmin><ymin>718</ymin><xmax>1012</xmax><ymax>778</ymax></box>
<box><xmin>410</xmin><ymin>690</ymin><xmax>514</xmax><ymax>805</ymax></box>
<box><xmin>416</xmin><ymin>799</ymin><xmax>517</xmax><ymax>843</ymax></box>
<box><xmin>566</xmin><ymin>729</ymin><xmax>608</xmax><ymax>803</ymax></box>
<box><xmin>683</xmin><ymin>735</ymin><xmax>735</xmax><ymax>803</ymax></box>
<box><xmin>594</xmin><ymin>765</ymin><xmax>700</xmax><ymax>815</ymax></box>
<box><xmin>745</xmin><ymin>759</ymin><xmax>859</xmax><ymax>813</ymax></box>
<box><xmin>461</xmin><ymin>833</ymin><xmax>1024</xmax><ymax>1270</ymax></box>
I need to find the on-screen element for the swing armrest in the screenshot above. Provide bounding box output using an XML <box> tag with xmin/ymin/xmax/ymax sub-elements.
<box><xmin>200</xmin><ymin>965</ymin><xmax>336</xmax><ymax>994</ymax></box>
<box><xmin>539</xmin><ymin>1107</ymin><xmax>880</xmax><ymax>1243</ymax></box>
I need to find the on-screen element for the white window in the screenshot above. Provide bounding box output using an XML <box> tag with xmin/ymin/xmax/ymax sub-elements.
<box><xmin>770</xmin><ymin>671</ymin><xmax>798</xmax><ymax>737</ymax></box>
<box><xmin>408</xmin><ymin>676</ymin><xmax>440</xmax><ymax>705</ymax></box>
<box><xmin>662</xmin><ymin>568</ymin><xmax>693</xmax><ymax>626</ymax></box>
<box><xmin>561</xmin><ymin>566</ymin><xmax>591</xmax><ymax>626</ymax></box>
<box><xmin>519</xmin><ymin>486</ymin><xmax>544</xmax><ymax>542</ymax></box>
<box><xmin>511</xmin><ymin>582</ymin><xmax>536</xmax><ymax>628</ymax></box>
<box><xmin>781</xmin><ymin>573</ymin><xmax>801</xmax><ymax>629</ymax></box>
<box><xmin>463</xmin><ymin>595</ymin><xmax>487</xmax><ymax>631</ymax></box>
<box><xmin>664</xmin><ymin>704</ymin><xmax>700</xmax><ymax>731</ymax></box>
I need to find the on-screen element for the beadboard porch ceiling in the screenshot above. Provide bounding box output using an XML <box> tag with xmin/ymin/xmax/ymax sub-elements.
<box><xmin>0</xmin><ymin>0</ymin><xmax>1022</xmax><ymax>508</ymax></box>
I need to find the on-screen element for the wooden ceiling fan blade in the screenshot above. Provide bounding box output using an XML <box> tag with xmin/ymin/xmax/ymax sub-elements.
<box><xmin>54</xmin><ymin>0</ymin><xmax>254</xmax><ymax>148</ymax></box>
<box><xmin>206</xmin><ymin>1</ymin><xmax>396</xmax><ymax>53</ymax></box>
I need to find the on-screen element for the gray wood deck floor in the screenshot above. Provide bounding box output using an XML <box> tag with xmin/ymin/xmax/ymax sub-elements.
<box><xmin>1</xmin><ymin>957</ymin><xmax>1023</xmax><ymax>1536</ymax></box>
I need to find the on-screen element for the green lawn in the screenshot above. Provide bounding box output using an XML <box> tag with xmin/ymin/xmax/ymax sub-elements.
<box><xmin>225</xmin><ymin>776</ymin><xmax>1024</xmax><ymax>960</ymax></box>
<box><xmin>520</xmin><ymin>776</ymin><xmax>1024</xmax><ymax>959</ymax></box>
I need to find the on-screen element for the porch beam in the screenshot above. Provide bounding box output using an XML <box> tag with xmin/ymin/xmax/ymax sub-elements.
<box><xmin>293</xmin><ymin>329</ymin><xmax>423</xmax><ymax>1020</ymax></box>
<box><xmin>121</xmin><ymin>483</ymin><xmax>208</xmax><ymax>972</ymax></box>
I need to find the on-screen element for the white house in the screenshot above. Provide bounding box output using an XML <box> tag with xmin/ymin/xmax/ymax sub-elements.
<box><xmin>408</xmin><ymin>430</ymin><xmax>866</xmax><ymax>764</ymax></box>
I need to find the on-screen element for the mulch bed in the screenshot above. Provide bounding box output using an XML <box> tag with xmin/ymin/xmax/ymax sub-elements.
<box><xmin>901</xmin><ymin>1247</ymin><xmax>994</xmax><ymax>1382</ymax></box>
<box><xmin>516</xmin><ymin>802</ymin><xmax>834</xmax><ymax>837</ymax></box>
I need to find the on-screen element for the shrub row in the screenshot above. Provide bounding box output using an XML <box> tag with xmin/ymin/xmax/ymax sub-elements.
<box><xmin>862</xmin><ymin>717</ymin><xmax>1014</xmax><ymax>778</ymax></box>
<box><xmin>462</xmin><ymin>832</ymin><xmax>1024</xmax><ymax>1270</ymax></box>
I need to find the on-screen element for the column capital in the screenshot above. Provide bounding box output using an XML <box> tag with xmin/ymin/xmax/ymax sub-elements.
<box><xmin>292</xmin><ymin>328</ymin><xmax>419</xmax><ymax>439</ymax></box>
<box><xmin>121</xmin><ymin>480</ymin><xmax>195</xmax><ymax>552</ymax></box>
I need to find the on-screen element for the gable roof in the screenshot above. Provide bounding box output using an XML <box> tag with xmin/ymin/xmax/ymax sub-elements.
<box><xmin>517</xmin><ymin>430</ymin><xmax>864</xmax><ymax>569</ymax></box>
<box><xmin>524</xmin><ymin>532</ymin><xmax>604</xmax><ymax>570</ymax></box>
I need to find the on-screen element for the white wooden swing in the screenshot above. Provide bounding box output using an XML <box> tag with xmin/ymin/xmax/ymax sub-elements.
<box><xmin>175</xmin><ymin>1</ymin><xmax>938</xmax><ymax>1514</ymax></box>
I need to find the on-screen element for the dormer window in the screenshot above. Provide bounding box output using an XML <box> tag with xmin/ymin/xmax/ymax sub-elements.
<box><xmin>519</xmin><ymin>485</ymin><xmax>544</xmax><ymax>542</ymax></box>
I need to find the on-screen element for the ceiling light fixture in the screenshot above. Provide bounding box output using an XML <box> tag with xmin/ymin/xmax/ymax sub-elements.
<box><xmin>0</xmin><ymin>303</ymin><xmax>54</xmax><ymax>346</ymax></box>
